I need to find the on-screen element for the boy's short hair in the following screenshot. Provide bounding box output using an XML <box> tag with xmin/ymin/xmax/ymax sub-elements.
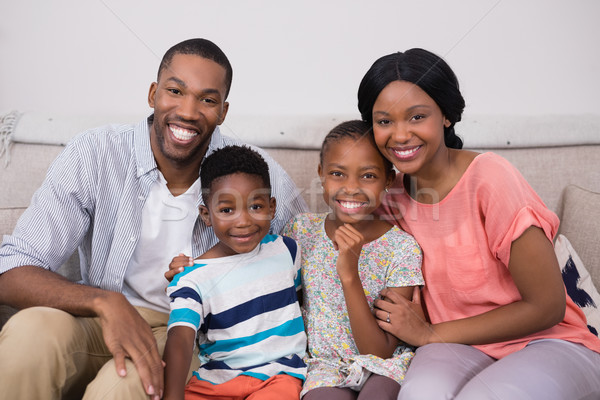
<box><xmin>200</xmin><ymin>145</ymin><xmax>271</xmax><ymax>204</ymax></box>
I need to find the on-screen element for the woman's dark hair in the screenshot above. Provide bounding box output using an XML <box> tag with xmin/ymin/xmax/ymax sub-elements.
<box><xmin>319</xmin><ymin>120</ymin><xmax>394</xmax><ymax>177</ymax></box>
<box><xmin>357</xmin><ymin>48</ymin><xmax>465</xmax><ymax>149</ymax></box>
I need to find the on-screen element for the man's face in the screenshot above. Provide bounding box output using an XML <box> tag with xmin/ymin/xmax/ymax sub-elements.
<box><xmin>148</xmin><ymin>53</ymin><xmax>229</xmax><ymax>168</ymax></box>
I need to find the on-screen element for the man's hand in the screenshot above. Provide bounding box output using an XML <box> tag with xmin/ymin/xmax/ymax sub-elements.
<box><xmin>164</xmin><ymin>253</ymin><xmax>194</xmax><ymax>283</ymax></box>
<box><xmin>94</xmin><ymin>292</ymin><xmax>164</xmax><ymax>400</ymax></box>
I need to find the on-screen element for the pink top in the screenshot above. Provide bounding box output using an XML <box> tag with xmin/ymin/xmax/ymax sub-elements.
<box><xmin>381</xmin><ymin>152</ymin><xmax>600</xmax><ymax>359</ymax></box>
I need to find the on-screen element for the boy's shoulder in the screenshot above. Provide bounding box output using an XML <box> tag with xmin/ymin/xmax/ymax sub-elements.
<box><xmin>261</xmin><ymin>233</ymin><xmax>295</xmax><ymax>249</ymax></box>
<box><xmin>260</xmin><ymin>234</ymin><xmax>299</xmax><ymax>261</ymax></box>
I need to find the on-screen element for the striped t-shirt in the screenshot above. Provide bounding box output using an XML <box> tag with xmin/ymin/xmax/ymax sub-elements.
<box><xmin>167</xmin><ymin>234</ymin><xmax>307</xmax><ymax>384</ymax></box>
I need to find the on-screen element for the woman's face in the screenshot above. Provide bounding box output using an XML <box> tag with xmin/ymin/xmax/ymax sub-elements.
<box><xmin>371</xmin><ymin>80</ymin><xmax>450</xmax><ymax>178</ymax></box>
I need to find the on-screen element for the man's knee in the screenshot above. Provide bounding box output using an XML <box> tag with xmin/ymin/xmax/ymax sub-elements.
<box><xmin>0</xmin><ymin>307</ymin><xmax>102</xmax><ymax>399</ymax></box>
<box><xmin>1</xmin><ymin>307</ymin><xmax>79</xmax><ymax>361</ymax></box>
<box><xmin>84</xmin><ymin>359</ymin><xmax>148</xmax><ymax>400</ymax></box>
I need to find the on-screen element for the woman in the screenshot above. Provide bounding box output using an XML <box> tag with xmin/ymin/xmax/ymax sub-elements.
<box><xmin>359</xmin><ymin>48</ymin><xmax>600</xmax><ymax>399</ymax></box>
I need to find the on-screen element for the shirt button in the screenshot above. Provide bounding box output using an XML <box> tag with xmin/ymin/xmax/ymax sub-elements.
<box><xmin>138</xmin><ymin>195</ymin><xmax>144</xmax><ymax>201</ymax></box>
<box><xmin>130</xmin><ymin>237</ymin><xmax>136</xmax><ymax>242</ymax></box>
<box><xmin>138</xmin><ymin>167</ymin><xmax>144</xmax><ymax>174</ymax></box>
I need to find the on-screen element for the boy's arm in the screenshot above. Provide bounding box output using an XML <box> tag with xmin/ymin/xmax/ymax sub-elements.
<box><xmin>163</xmin><ymin>326</ymin><xmax>197</xmax><ymax>400</ymax></box>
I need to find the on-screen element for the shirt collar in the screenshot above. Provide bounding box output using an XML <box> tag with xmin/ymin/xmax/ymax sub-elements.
<box><xmin>205</xmin><ymin>125</ymin><xmax>224</xmax><ymax>157</ymax></box>
<box><xmin>134</xmin><ymin>115</ymin><xmax>157</xmax><ymax>178</ymax></box>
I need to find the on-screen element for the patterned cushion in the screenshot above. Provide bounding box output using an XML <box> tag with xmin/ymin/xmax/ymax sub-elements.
<box><xmin>555</xmin><ymin>234</ymin><xmax>600</xmax><ymax>336</ymax></box>
<box><xmin>558</xmin><ymin>185</ymin><xmax>600</xmax><ymax>289</ymax></box>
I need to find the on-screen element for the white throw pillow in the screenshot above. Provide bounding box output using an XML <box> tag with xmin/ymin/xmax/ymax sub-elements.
<box><xmin>555</xmin><ymin>234</ymin><xmax>600</xmax><ymax>336</ymax></box>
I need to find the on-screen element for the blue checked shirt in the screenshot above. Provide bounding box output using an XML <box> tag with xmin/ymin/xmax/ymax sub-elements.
<box><xmin>0</xmin><ymin>117</ymin><xmax>307</xmax><ymax>293</ymax></box>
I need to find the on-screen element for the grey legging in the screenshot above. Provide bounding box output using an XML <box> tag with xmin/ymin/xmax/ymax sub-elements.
<box><xmin>303</xmin><ymin>374</ymin><xmax>400</xmax><ymax>400</ymax></box>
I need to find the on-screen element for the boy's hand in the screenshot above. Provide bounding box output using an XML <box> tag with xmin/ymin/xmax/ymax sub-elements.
<box><xmin>164</xmin><ymin>253</ymin><xmax>194</xmax><ymax>282</ymax></box>
<box><xmin>333</xmin><ymin>224</ymin><xmax>364</xmax><ymax>280</ymax></box>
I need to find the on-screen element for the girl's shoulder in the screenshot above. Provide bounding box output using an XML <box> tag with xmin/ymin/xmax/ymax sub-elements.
<box><xmin>376</xmin><ymin>224</ymin><xmax>421</xmax><ymax>251</ymax></box>
<box><xmin>286</xmin><ymin>212</ymin><xmax>327</xmax><ymax>232</ymax></box>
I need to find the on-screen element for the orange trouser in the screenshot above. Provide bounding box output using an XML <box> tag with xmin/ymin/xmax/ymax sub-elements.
<box><xmin>185</xmin><ymin>374</ymin><xmax>303</xmax><ymax>400</ymax></box>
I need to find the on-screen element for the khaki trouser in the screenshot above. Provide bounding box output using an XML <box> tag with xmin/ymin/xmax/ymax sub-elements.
<box><xmin>0</xmin><ymin>306</ymin><xmax>199</xmax><ymax>400</ymax></box>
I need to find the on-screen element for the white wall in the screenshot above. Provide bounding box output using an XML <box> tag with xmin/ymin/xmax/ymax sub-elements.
<box><xmin>1</xmin><ymin>0</ymin><xmax>599</xmax><ymax>120</ymax></box>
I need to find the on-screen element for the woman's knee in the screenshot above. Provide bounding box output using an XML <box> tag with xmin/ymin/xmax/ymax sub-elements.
<box><xmin>399</xmin><ymin>343</ymin><xmax>494</xmax><ymax>400</ymax></box>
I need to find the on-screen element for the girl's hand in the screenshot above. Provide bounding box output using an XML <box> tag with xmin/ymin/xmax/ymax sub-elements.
<box><xmin>333</xmin><ymin>224</ymin><xmax>364</xmax><ymax>281</ymax></box>
<box><xmin>374</xmin><ymin>286</ymin><xmax>433</xmax><ymax>347</ymax></box>
<box><xmin>164</xmin><ymin>253</ymin><xmax>194</xmax><ymax>283</ymax></box>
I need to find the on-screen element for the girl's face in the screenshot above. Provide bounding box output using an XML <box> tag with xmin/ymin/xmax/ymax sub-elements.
<box><xmin>318</xmin><ymin>136</ymin><xmax>393</xmax><ymax>225</ymax></box>
<box><xmin>371</xmin><ymin>80</ymin><xmax>451</xmax><ymax>177</ymax></box>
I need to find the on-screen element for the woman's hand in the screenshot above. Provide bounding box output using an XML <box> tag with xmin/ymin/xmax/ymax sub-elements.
<box><xmin>375</xmin><ymin>227</ymin><xmax>566</xmax><ymax>347</ymax></box>
<box><xmin>164</xmin><ymin>253</ymin><xmax>194</xmax><ymax>283</ymax></box>
<box><xmin>374</xmin><ymin>286</ymin><xmax>433</xmax><ymax>347</ymax></box>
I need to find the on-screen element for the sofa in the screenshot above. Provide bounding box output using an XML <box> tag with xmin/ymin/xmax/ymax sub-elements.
<box><xmin>1</xmin><ymin>111</ymin><xmax>600</xmax><ymax>332</ymax></box>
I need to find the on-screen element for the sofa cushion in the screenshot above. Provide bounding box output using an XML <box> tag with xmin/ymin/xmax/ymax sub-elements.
<box><xmin>558</xmin><ymin>185</ymin><xmax>600</xmax><ymax>289</ymax></box>
<box><xmin>555</xmin><ymin>234</ymin><xmax>600</xmax><ymax>336</ymax></box>
<box><xmin>0</xmin><ymin>207</ymin><xmax>26</xmax><ymax>236</ymax></box>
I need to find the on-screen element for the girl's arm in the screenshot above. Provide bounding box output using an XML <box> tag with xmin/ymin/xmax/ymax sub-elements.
<box><xmin>163</xmin><ymin>326</ymin><xmax>196</xmax><ymax>400</ymax></box>
<box><xmin>374</xmin><ymin>226</ymin><xmax>566</xmax><ymax>346</ymax></box>
<box><xmin>335</xmin><ymin>224</ymin><xmax>411</xmax><ymax>358</ymax></box>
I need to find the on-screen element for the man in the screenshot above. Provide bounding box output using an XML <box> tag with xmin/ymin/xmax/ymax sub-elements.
<box><xmin>0</xmin><ymin>38</ymin><xmax>306</xmax><ymax>400</ymax></box>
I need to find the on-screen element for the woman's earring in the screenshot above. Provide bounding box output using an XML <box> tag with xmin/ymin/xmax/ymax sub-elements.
<box><xmin>385</xmin><ymin>187</ymin><xmax>389</xmax><ymax>193</ymax></box>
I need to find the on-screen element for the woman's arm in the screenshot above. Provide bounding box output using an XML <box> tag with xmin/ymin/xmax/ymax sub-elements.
<box><xmin>335</xmin><ymin>224</ymin><xmax>410</xmax><ymax>358</ymax></box>
<box><xmin>163</xmin><ymin>326</ymin><xmax>196</xmax><ymax>400</ymax></box>
<box><xmin>374</xmin><ymin>226</ymin><xmax>566</xmax><ymax>346</ymax></box>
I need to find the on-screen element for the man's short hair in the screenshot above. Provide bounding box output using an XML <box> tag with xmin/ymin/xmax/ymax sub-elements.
<box><xmin>157</xmin><ymin>38</ymin><xmax>233</xmax><ymax>98</ymax></box>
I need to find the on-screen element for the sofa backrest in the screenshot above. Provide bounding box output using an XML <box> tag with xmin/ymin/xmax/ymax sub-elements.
<box><xmin>1</xmin><ymin>113</ymin><xmax>599</xmax><ymax>290</ymax></box>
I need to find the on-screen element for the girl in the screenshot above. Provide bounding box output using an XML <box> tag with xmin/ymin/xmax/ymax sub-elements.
<box><xmin>283</xmin><ymin>120</ymin><xmax>423</xmax><ymax>400</ymax></box>
<box><xmin>359</xmin><ymin>48</ymin><xmax>600</xmax><ymax>399</ymax></box>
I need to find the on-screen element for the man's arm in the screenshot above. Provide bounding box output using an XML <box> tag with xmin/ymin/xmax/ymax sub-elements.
<box><xmin>263</xmin><ymin>153</ymin><xmax>308</xmax><ymax>234</ymax></box>
<box><xmin>0</xmin><ymin>265</ymin><xmax>164</xmax><ymax>399</ymax></box>
<box><xmin>0</xmin><ymin>130</ymin><xmax>165</xmax><ymax>398</ymax></box>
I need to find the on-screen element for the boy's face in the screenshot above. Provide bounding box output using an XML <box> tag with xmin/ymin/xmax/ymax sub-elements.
<box><xmin>200</xmin><ymin>172</ymin><xmax>275</xmax><ymax>257</ymax></box>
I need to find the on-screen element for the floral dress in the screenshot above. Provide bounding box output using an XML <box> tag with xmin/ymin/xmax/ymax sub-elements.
<box><xmin>283</xmin><ymin>213</ymin><xmax>424</xmax><ymax>396</ymax></box>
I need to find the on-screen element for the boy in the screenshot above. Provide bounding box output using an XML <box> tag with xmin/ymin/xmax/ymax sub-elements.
<box><xmin>163</xmin><ymin>145</ymin><xmax>306</xmax><ymax>400</ymax></box>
